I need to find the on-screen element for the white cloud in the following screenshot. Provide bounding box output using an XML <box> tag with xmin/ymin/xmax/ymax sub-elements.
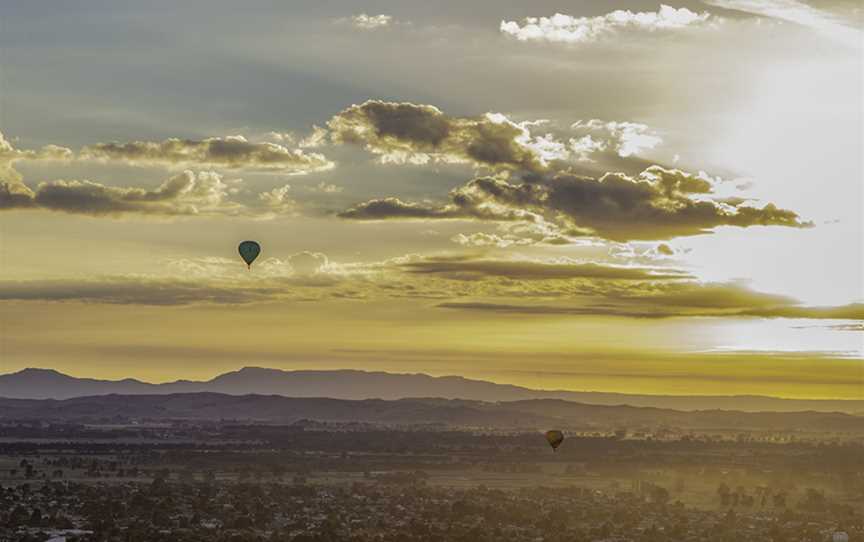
<box><xmin>306</xmin><ymin>181</ymin><xmax>343</xmax><ymax>194</ymax></box>
<box><xmin>340</xmin><ymin>14</ymin><xmax>395</xmax><ymax>31</ymax></box>
<box><xmin>570</xmin><ymin>120</ymin><xmax>663</xmax><ymax>159</ymax></box>
<box><xmin>500</xmin><ymin>5</ymin><xmax>713</xmax><ymax>44</ymax></box>
<box><xmin>258</xmin><ymin>184</ymin><xmax>297</xmax><ymax>214</ymax></box>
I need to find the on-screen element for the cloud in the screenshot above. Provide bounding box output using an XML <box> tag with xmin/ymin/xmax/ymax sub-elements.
<box><xmin>618</xmin><ymin>282</ymin><xmax>797</xmax><ymax>309</ymax></box>
<box><xmin>451</xmin><ymin>232</ymin><xmax>539</xmax><ymax>248</ymax></box>
<box><xmin>0</xmin><ymin>252</ymin><xmax>352</xmax><ymax>306</ymax></box>
<box><xmin>258</xmin><ymin>184</ymin><xmax>298</xmax><ymax>214</ymax></box>
<box><xmin>306</xmin><ymin>181</ymin><xmax>343</xmax><ymax>194</ymax></box>
<box><xmin>339</xmin><ymin>166</ymin><xmax>808</xmax><ymax>241</ymax></box>
<box><xmin>265</xmin><ymin>131</ymin><xmax>296</xmax><ymax>144</ymax></box>
<box><xmin>338</xmin><ymin>197</ymin><xmax>463</xmax><ymax>220</ymax></box>
<box><xmin>437</xmin><ymin>302</ymin><xmax>671</xmax><ymax>318</ymax></box>
<box><xmin>437</xmin><ymin>283</ymin><xmax>864</xmax><ymax>320</ymax></box>
<box><xmin>0</xmin><ymin>180</ymin><xmax>37</xmax><ymax>210</ymax></box>
<box><xmin>327</xmin><ymin>100</ymin><xmax>565</xmax><ymax>173</ymax></box>
<box><xmin>656</xmin><ymin>243</ymin><xmax>675</xmax><ymax>256</ymax></box>
<box><xmin>337</xmin><ymin>195</ymin><xmax>537</xmax><ymax>222</ymax></box>
<box><xmin>338</xmin><ymin>14</ymin><xmax>397</xmax><ymax>30</ymax></box>
<box><xmin>399</xmin><ymin>255</ymin><xmax>688</xmax><ymax>281</ymax></box>
<box><xmin>1</xmin><ymin>131</ymin><xmax>73</xmax><ymax>183</ymax></box>
<box><xmin>451</xmin><ymin>220</ymin><xmax>579</xmax><ymax>248</ymax></box>
<box><xmin>1</xmin><ymin>131</ymin><xmax>73</xmax><ymax>164</ymax></box>
<box><xmin>570</xmin><ymin>120</ymin><xmax>663</xmax><ymax>160</ymax></box>
<box><xmin>0</xmin><ymin>277</ymin><xmax>272</xmax><ymax>306</ymax></box>
<box><xmin>2</xmin><ymin>171</ymin><xmax>247</xmax><ymax>217</ymax></box>
<box><xmin>500</xmin><ymin>5</ymin><xmax>713</xmax><ymax>44</ymax></box>
<box><xmin>743</xmin><ymin>303</ymin><xmax>864</xmax><ymax>319</ymax></box>
<box><xmin>81</xmin><ymin>135</ymin><xmax>334</xmax><ymax>174</ymax></box>
<box><xmin>287</xmin><ymin>251</ymin><xmax>329</xmax><ymax>276</ymax></box>
<box><xmin>4</xmin><ymin>249</ymin><xmax>858</xmax><ymax>320</ymax></box>
<box><xmin>299</xmin><ymin>125</ymin><xmax>329</xmax><ymax>149</ymax></box>
<box><xmin>704</xmin><ymin>0</ymin><xmax>861</xmax><ymax>47</ymax></box>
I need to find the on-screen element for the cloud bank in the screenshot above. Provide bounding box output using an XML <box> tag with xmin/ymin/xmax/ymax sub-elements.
<box><xmin>339</xmin><ymin>166</ymin><xmax>808</xmax><ymax>241</ymax></box>
<box><xmin>81</xmin><ymin>136</ymin><xmax>334</xmax><ymax>174</ymax></box>
<box><xmin>328</xmin><ymin>100</ymin><xmax>565</xmax><ymax>173</ymax></box>
<box><xmin>1</xmin><ymin>171</ymin><xmax>247</xmax><ymax>217</ymax></box>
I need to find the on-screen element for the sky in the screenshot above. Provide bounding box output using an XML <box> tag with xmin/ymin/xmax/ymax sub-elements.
<box><xmin>0</xmin><ymin>0</ymin><xmax>862</xmax><ymax>399</ymax></box>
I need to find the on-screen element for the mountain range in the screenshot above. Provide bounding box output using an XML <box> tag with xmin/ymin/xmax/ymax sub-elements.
<box><xmin>1</xmin><ymin>367</ymin><xmax>862</xmax><ymax>413</ymax></box>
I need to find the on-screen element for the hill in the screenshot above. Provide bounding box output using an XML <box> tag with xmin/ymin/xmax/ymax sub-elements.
<box><xmin>1</xmin><ymin>367</ymin><xmax>862</xmax><ymax>413</ymax></box>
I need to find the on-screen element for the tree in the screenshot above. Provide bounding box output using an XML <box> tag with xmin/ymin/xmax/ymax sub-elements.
<box><xmin>29</xmin><ymin>507</ymin><xmax>43</xmax><ymax>527</ymax></box>
<box><xmin>717</xmin><ymin>483</ymin><xmax>731</xmax><ymax>507</ymax></box>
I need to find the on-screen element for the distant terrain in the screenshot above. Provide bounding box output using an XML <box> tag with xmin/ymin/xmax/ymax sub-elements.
<box><xmin>1</xmin><ymin>393</ymin><xmax>863</xmax><ymax>433</ymax></box>
<box><xmin>1</xmin><ymin>367</ymin><xmax>862</xmax><ymax>413</ymax></box>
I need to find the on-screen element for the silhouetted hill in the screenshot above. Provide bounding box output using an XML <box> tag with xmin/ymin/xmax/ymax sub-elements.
<box><xmin>0</xmin><ymin>393</ymin><xmax>862</xmax><ymax>433</ymax></box>
<box><xmin>1</xmin><ymin>367</ymin><xmax>862</xmax><ymax>413</ymax></box>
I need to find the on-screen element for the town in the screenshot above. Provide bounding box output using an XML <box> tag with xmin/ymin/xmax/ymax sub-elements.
<box><xmin>0</xmin><ymin>422</ymin><xmax>860</xmax><ymax>541</ymax></box>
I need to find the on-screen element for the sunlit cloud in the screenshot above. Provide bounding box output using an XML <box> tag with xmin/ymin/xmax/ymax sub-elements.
<box><xmin>570</xmin><ymin>120</ymin><xmax>663</xmax><ymax>160</ymax></box>
<box><xmin>0</xmin><ymin>131</ymin><xmax>73</xmax><ymax>183</ymax></box>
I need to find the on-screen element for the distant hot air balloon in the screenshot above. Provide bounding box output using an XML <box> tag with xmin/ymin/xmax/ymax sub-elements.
<box><xmin>238</xmin><ymin>240</ymin><xmax>261</xmax><ymax>269</ymax></box>
<box><xmin>545</xmin><ymin>430</ymin><xmax>564</xmax><ymax>452</ymax></box>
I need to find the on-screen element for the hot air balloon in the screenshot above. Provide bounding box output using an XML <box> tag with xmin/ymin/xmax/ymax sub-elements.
<box><xmin>545</xmin><ymin>430</ymin><xmax>564</xmax><ymax>452</ymax></box>
<box><xmin>238</xmin><ymin>240</ymin><xmax>261</xmax><ymax>269</ymax></box>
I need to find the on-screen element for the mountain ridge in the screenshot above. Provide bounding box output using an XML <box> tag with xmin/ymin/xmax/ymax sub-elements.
<box><xmin>1</xmin><ymin>366</ymin><xmax>862</xmax><ymax>413</ymax></box>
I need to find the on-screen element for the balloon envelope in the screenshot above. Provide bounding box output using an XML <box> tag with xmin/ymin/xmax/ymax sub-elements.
<box><xmin>545</xmin><ymin>430</ymin><xmax>564</xmax><ymax>451</ymax></box>
<box><xmin>238</xmin><ymin>241</ymin><xmax>261</xmax><ymax>268</ymax></box>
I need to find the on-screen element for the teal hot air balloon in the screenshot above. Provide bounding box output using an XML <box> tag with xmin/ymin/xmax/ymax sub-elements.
<box><xmin>238</xmin><ymin>241</ymin><xmax>261</xmax><ymax>269</ymax></box>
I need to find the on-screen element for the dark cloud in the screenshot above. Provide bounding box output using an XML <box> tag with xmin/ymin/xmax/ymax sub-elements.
<box><xmin>337</xmin><ymin>194</ymin><xmax>535</xmax><ymax>222</ymax></box>
<box><xmin>0</xmin><ymin>180</ymin><xmax>37</xmax><ymax>210</ymax></box>
<box><xmin>656</xmin><ymin>243</ymin><xmax>675</xmax><ymax>256</ymax></box>
<box><xmin>437</xmin><ymin>302</ymin><xmax>661</xmax><ymax>317</ymax></box>
<box><xmin>743</xmin><ymin>303</ymin><xmax>864</xmax><ymax>319</ymax></box>
<box><xmin>618</xmin><ymin>282</ymin><xmax>797</xmax><ymax>309</ymax></box>
<box><xmin>328</xmin><ymin>100</ymin><xmax>557</xmax><ymax>173</ymax></box>
<box><xmin>0</xmin><ymin>277</ymin><xmax>274</xmax><ymax>306</ymax></box>
<box><xmin>338</xmin><ymin>197</ymin><xmax>464</xmax><ymax>220</ymax></box>
<box><xmin>339</xmin><ymin>166</ymin><xmax>808</xmax><ymax>241</ymax></box>
<box><xmin>1</xmin><ymin>171</ymin><xmax>245</xmax><ymax>217</ymax></box>
<box><xmin>81</xmin><ymin>135</ymin><xmax>333</xmax><ymax>173</ymax></box>
<box><xmin>400</xmin><ymin>256</ymin><xmax>688</xmax><ymax>281</ymax></box>
<box><xmin>437</xmin><ymin>283</ymin><xmax>864</xmax><ymax>320</ymax></box>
